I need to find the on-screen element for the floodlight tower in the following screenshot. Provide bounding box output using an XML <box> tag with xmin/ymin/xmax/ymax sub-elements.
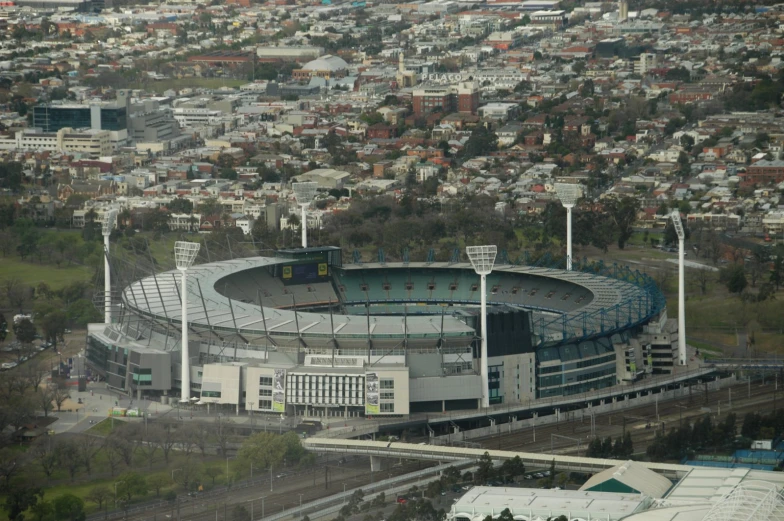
<box><xmin>670</xmin><ymin>211</ymin><xmax>687</xmax><ymax>366</ymax></box>
<box><xmin>292</xmin><ymin>182</ymin><xmax>318</xmax><ymax>248</ymax></box>
<box><xmin>175</xmin><ymin>241</ymin><xmax>201</xmax><ymax>403</ymax></box>
<box><xmin>466</xmin><ymin>245</ymin><xmax>498</xmax><ymax>409</ymax></box>
<box><xmin>554</xmin><ymin>183</ymin><xmax>582</xmax><ymax>270</ymax></box>
<box><xmin>101</xmin><ymin>209</ymin><xmax>118</xmax><ymax>324</ymax></box>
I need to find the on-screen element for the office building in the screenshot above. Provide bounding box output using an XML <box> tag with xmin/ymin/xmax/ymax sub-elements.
<box><xmin>412</xmin><ymin>81</ymin><xmax>480</xmax><ymax>117</ymax></box>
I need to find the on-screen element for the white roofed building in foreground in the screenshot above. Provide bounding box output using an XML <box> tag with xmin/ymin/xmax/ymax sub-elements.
<box><xmin>451</xmin><ymin>466</ymin><xmax>784</xmax><ymax>521</ymax></box>
<box><xmin>449</xmin><ymin>487</ymin><xmax>651</xmax><ymax>521</ymax></box>
<box><xmin>580</xmin><ymin>461</ymin><xmax>673</xmax><ymax>498</ymax></box>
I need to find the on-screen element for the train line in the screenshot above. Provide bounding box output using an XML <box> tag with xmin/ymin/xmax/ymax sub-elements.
<box><xmin>475</xmin><ymin>380</ymin><xmax>782</xmax><ymax>457</ymax></box>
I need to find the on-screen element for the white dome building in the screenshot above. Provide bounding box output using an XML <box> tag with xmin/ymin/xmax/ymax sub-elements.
<box><xmin>293</xmin><ymin>54</ymin><xmax>349</xmax><ymax>81</ymax></box>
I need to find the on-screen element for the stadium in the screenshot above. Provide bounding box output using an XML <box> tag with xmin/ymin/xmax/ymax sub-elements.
<box><xmin>86</xmin><ymin>240</ymin><xmax>688</xmax><ymax>420</ymax></box>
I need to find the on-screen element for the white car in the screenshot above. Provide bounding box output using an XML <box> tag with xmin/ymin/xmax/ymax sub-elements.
<box><xmin>1</xmin><ymin>362</ymin><xmax>17</xmax><ymax>370</ymax></box>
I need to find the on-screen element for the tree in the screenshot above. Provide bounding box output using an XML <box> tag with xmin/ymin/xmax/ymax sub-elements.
<box><xmin>203</xmin><ymin>466</ymin><xmax>224</xmax><ymax>486</ymax></box>
<box><xmin>236</xmin><ymin>431</ymin><xmax>305</xmax><ymax>474</ymax></box>
<box><xmin>53</xmin><ymin>494</ymin><xmax>84</xmax><ymax>521</ymax></box>
<box><xmin>32</xmin><ymin>436</ymin><xmax>60</xmax><ymax>481</ymax></box>
<box><xmin>147</xmin><ymin>475</ymin><xmax>169</xmax><ymax>497</ymax></box>
<box><xmin>605</xmin><ymin>196</ymin><xmax>640</xmax><ymax>249</ymax></box>
<box><xmin>116</xmin><ymin>472</ymin><xmax>147</xmax><ymax>502</ymax></box>
<box><xmin>37</xmin><ymin>384</ymin><xmax>55</xmax><ymax>417</ymax></box>
<box><xmin>85</xmin><ymin>486</ymin><xmax>112</xmax><ymax>511</ymax></box>
<box><xmin>720</xmin><ymin>264</ymin><xmax>747</xmax><ymax>294</ymax></box>
<box><xmin>4</xmin><ymin>485</ymin><xmax>42</xmax><ymax>521</ymax></box>
<box><xmin>474</xmin><ymin>452</ymin><xmax>495</xmax><ymax>484</ymax></box>
<box><xmin>694</xmin><ymin>267</ymin><xmax>712</xmax><ymax>295</ymax></box>
<box><xmin>459</xmin><ymin>126</ymin><xmax>498</xmax><ymax>160</ymax></box>
<box><xmin>51</xmin><ymin>384</ymin><xmax>70</xmax><ymax>412</ymax></box>
<box><xmin>151</xmin><ymin>423</ymin><xmax>178</xmax><ymax>463</ymax></box>
<box><xmin>30</xmin><ymin>499</ymin><xmax>53</xmax><ymax>521</ymax></box>
<box><xmin>57</xmin><ymin>439</ymin><xmax>81</xmax><ymax>482</ymax></box>
<box><xmin>37</xmin><ymin>310</ymin><xmax>67</xmax><ymax>350</ymax></box>
<box><xmin>232</xmin><ymin>505</ymin><xmax>250</xmax><ymax>521</ymax></box>
<box><xmin>12</xmin><ymin>318</ymin><xmax>36</xmax><ymax>345</ymax></box>
<box><xmin>771</xmin><ymin>255</ymin><xmax>784</xmax><ymax>290</ymax></box>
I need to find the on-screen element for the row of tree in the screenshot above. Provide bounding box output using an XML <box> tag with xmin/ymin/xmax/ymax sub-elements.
<box><xmin>646</xmin><ymin>413</ymin><xmax>739</xmax><ymax>462</ymax></box>
<box><xmin>585</xmin><ymin>432</ymin><xmax>634</xmax><ymax>459</ymax></box>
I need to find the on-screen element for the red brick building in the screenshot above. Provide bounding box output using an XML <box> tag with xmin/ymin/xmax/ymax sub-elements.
<box><xmin>412</xmin><ymin>82</ymin><xmax>479</xmax><ymax>117</ymax></box>
<box><xmin>739</xmin><ymin>159</ymin><xmax>784</xmax><ymax>187</ymax></box>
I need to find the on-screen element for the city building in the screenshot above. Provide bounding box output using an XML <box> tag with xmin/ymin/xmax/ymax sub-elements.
<box><xmin>256</xmin><ymin>46</ymin><xmax>325</xmax><ymax>61</ymax></box>
<box><xmin>739</xmin><ymin>159</ymin><xmax>784</xmax><ymax>187</ymax></box>
<box><xmin>635</xmin><ymin>53</ymin><xmax>657</xmax><ymax>75</ymax></box>
<box><xmin>412</xmin><ymin>82</ymin><xmax>480</xmax><ymax>117</ymax></box>
<box><xmin>0</xmin><ymin>127</ymin><xmax>112</xmax><ymax>157</ymax></box>
<box><xmin>292</xmin><ymin>55</ymin><xmax>349</xmax><ymax>82</ymax></box>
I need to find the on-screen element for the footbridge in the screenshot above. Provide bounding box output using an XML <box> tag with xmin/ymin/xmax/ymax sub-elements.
<box><xmin>704</xmin><ymin>359</ymin><xmax>784</xmax><ymax>370</ymax></box>
<box><xmin>303</xmin><ymin>438</ymin><xmax>691</xmax><ymax>480</ymax></box>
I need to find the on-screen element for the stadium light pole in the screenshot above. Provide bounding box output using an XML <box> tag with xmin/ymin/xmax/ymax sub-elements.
<box><xmin>554</xmin><ymin>183</ymin><xmax>581</xmax><ymax>271</ymax></box>
<box><xmin>670</xmin><ymin>211</ymin><xmax>687</xmax><ymax>367</ymax></box>
<box><xmin>175</xmin><ymin>241</ymin><xmax>201</xmax><ymax>403</ymax></box>
<box><xmin>466</xmin><ymin>245</ymin><xmax>497</xmax><ymax>409</ymax></box>
<box><xmin>102</xmin><ymin>209</ymin><xmax>118</xmax><ymax>324</ymax></box>
<box><xmin>292</xmin><ymin>182</ymin><xmax>318</xmax><ymax>248</ymax></box>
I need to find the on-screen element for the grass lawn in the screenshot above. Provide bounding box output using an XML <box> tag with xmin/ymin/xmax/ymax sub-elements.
<box><xmin>0</xmin><ymin>257</ymin><xmax>92</xmax><ymax>289</ymax></box>
<box><xmin>128</xmin><ymin>77</ymin><xmax>246</xmax><ymax>94</ymax></box>
<box><xmin>87</xmin><ymin>418</ymin><xmax>126</xmax><ymax>435</ymax></box>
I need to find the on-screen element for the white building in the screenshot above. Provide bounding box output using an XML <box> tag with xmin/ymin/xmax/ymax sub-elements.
<box><xmin>172</xmin><ymin>108</ymin><xmax>224</xmax><ymax>127</ymax></box>
<box><xmin>0</xmin><ymin>127</ymin><xmax>112</xmax><ymax>157</ymax></box>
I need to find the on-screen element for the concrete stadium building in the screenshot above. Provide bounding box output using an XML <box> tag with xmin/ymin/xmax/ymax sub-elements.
<box><xmin>86</xmin><ymin>246</ymin><xmax>681</xmax><ymax>419</ymax></box>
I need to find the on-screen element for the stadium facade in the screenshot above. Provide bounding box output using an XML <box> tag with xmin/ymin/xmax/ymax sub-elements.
<box><xmin>86</xmin><ymin>246</ymin><xmax>679</xmax><ymax>418</ymax></box>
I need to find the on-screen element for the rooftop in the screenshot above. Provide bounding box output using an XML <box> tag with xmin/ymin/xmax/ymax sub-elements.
<box><xmin>449</xmin><ymin>487</ymin><xmax>649</xmax><ymax>521</ymax></box>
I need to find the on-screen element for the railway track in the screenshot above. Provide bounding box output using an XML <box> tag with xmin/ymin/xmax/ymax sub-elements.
<box><xmin>475</xmin><ymin>380</ymin><xmax>782</xmax><ymax>457</ymax></box>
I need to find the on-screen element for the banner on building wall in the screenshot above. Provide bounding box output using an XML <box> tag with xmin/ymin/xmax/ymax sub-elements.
<box><xmin>365</xmin><ymin>372</ymin><xmax>379</xmax><ymax>415</ymax></box>
<box><xmin>272</xmin><ymin>368</ymin><xmax>285</xmax><ymax>412</ymax></box>
<box><xmin>318</xmin><ymin>263</ymin><xmax>328</xmax><ymax>276</ymax></box>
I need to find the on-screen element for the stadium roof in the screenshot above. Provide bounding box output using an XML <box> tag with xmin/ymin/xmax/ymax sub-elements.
<box><xmin>121</xmin><ymin>257</ymin><xmax>657</xmax><ymax>351</ymax></box>
<box><xmin>122</xmin><ymin>256</ymin><xmax>475</xmax><ymax>350</ymax></box>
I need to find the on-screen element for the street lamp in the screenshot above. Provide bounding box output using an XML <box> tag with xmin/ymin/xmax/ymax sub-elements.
<box><xmin>101</xmin><ymin>209</ymin><xmax>118</xmax><ymax>324</ymax></box>
<box><xmin>292</xmin><ymin>182</ymin><xmax>318</xmax><ymax>248</ymax></box>
<box><xmin>466</xmin><ymin>245</ymin><xmax>497</xmax><ymax>409</ymax></box>
<box><xmin>670</xmin><ymin>211</ymin><xmax>687</xmax><ymax>366</ymax></box>
<box><xmin>554</xmin><ymin>183</ymin><xmax>581</xmax><ymax>271</ymax></box>
<box><xmin>113</xmin><ymin>481</ymin><xmax>125</xmax><ymax>506</ymax></box>
<box><xmin>175</xmin><ymin>241</ymin><xmax>201</xmax><ymax>403</ymax></box>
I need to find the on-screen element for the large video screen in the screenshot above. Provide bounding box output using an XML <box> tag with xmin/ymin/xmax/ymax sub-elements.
<box><xmin>281</xmin><ymin>262</ymin><xmax>329</xmax><ymax>284</ymax></box>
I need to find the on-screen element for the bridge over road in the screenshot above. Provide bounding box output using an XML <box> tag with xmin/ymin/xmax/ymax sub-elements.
<box><xmin>303</xmin><ymin>438</ymin><xmax>691</xmax><ymax>480</ymax></box>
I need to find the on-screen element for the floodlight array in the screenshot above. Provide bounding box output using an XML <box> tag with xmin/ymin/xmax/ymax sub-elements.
<box><xmin>670</xmin><ymin>210</ymin><xmax>685</xmax><ymax>240</ymax></box>
<box><xmin>293</xmin><ymin>182</ymin><xmax>318</xmax><ymax>206</ymax></box>
<box><xmin>466</xmin><ymin>245</ymin><xmax>498</xmax><ymax>275</ymax></box>
<box><xmin>102</xmin><ymin>209</ymin><xmax>118</xmax><ymax>236</ymax></box>
<box><xmin>554</xmin><ymin>183</ymin><xmax>582</xmax><ymax>206</ymax></box>
<box><xmin>175</xmin><ymin>241</ymin><xmax>201</xmax><ymax>270</ymax></box>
